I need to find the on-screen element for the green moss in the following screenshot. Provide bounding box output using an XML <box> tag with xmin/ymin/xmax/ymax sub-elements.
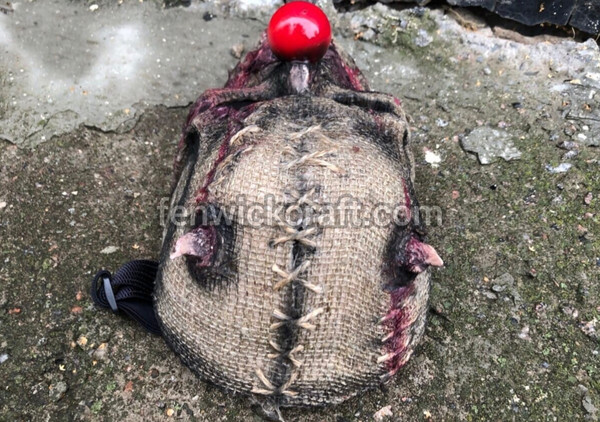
<box><xmin>90</xmin><ymin>400</ymin><xmax>103</xmax><ymax>414</ymax></box>
<box><xmin>1</xmin><ymin>7</ymin><xmax>599</xmax><ymax>419</ymax></box>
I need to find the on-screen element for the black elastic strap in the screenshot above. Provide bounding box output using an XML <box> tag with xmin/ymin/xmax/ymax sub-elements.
<box><xmin>91</xmin><ymin>260</ymin><xmax>161</xmax><ymax>335</ymax></box>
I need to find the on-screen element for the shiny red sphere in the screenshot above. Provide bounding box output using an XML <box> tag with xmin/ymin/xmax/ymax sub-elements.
<box><xmin>267</xmin><ymin>1</ymin><xmax>332</xmax><ymax>63</ymax></box>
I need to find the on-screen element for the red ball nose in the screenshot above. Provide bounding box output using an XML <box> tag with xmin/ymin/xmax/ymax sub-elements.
<box><xmin>267</xmin><ymin>1</ymin><xmax>332</xmax><ymax>63</ymax></box>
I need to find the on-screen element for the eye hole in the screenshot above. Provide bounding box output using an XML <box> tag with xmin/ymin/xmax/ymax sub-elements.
<box><xmin>384</xmin><ymin>228</ymin><xmax>443</xmax><ymax>290</ymax></box>
<box><xmin>170</xmin><ymin>203</ymin><xmax>237</xmax><ymax>289</ymax></box>
<box><xmin>384</xmin><ymin>265</ymin><xmax>418</xmax><ymax>290</ymax></box>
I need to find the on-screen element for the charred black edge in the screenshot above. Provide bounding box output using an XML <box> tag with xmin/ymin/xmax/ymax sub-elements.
<box><xmin>158</xmin><ymin>313</ymin><xmax>381</xmax><ymax>409</ymax></box>
<box><xmin>155</xmin><ymin>315</ymin><xmax>250</xmax><ymax>404</ymax></box>
<box><xmin>252</xmin><ymin>93</ymin><xmax>407</xmax><ymax>165</ymax></box>
<box><xmin>154</xmin><ymin>134</ymin><xmax>199</xmax><ymax>339</ymax></box>
<box><xmin>186</xmin><ymin>203</ymin><xmax>238</xmax><ymax>291</ymax></box>
<box><xmin>172</xmin><ymin>123</ymin><xmax>228</xmax><ymax>196</ymax></box>
<box><xmin>156</xmin><ymin>137</ymin><xmax>200</xmax><ymax>284</ymax></box>
<box><xmin>384</xmin><ymin>231</ymin><xmax>418</xmax><ymax>289</ymax></box>
<box><xmin>382</xmin><ymin>181</ymin><xmax>426</xmax><ymax>290</ymax></box>
<box><xmin>153</xmin><ymin>131</ymin><xmax>241</xmax><ymax>394</ymax></box>
<box><xmin>328</xmin><ymin>91</ymin><xmax>407</xmax><ymax>163</ymax></box>
<box><xmin>319</xmin><ymin>42</ymin><xmax>370</xmax><ymax>92</ymax></box>
<box><xmin>330</xmin><ymin>91</ymin><xmax>397</xmax><ymax>114</ymax></box>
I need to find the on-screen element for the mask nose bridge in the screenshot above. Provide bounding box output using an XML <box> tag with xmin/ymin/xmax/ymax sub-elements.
<box><xmin>287</xmin><ymin>61</ymin><xmax>314</xmax><ymax>95</ymax></box>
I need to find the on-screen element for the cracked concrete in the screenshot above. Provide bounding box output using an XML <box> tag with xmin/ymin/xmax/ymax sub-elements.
<box><xmin>0</xmin><ymin>0</ymin><xmax>264</xmax><ymax>146</ymax></box>
<box><xmin>0</xmin><ymin>1</ymin><xmax>599</xmax><ymax>421</ymax></box>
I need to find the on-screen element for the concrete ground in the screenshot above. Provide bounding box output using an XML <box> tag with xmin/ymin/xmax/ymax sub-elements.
<box><xmin>0</xmin><ymin>1</ymin><xmax>598</xmax><ymax>421</ymax></box>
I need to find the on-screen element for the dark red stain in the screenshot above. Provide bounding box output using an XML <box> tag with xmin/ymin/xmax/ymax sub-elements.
<box><xmin>322</xmin><ymin>43</ymin><xmax>369</xmax><ymax>92</ymax></box>
<box><xmin>194</xmin><ymin>122</ymin><xmax>235</xmax><ymax>204</ymax></box>
<box><xmin>225</xmin><ymin>41</ymin><xmax>277</xmax><ymax>90</ymax></box>
<box><xmin>177</xmin><ymin>34</ymin><xmax>375</xmax><ymax>215</ymax></box>
<box><xmin>340</xmin><ymin>60</ymin><xmax>365</xmax><ymax>91</ymax></box>
<box><xmin>173</xmin><ymin>39</ymin><xmax>277</xmax><ymax>203</ymax></box>
<box><xmin>194</xmin><ymin>105</ymin><xmax>256</xmax><ymax>204</ymax></box>
<box><xmin>383</xmin><ymin>284</ymin><xmax>415</xmax><ymax>376</ymax></box>
<box><xmin>371</xmin><ymin>112</ymin><xmax>384</xmax><ymax>129</ymax></box>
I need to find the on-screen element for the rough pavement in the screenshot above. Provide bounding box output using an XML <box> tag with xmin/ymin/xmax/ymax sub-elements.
<box><xmin>0</xmin><ymin>1</ymin><xmax>599</xmax><ymax>421</ymax></box>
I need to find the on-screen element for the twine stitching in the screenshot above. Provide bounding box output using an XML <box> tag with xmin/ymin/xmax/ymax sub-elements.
<box><xmin>252</xmin><ymin>124</ymin><xmax>340</xmax><ymax>398</ymax></box>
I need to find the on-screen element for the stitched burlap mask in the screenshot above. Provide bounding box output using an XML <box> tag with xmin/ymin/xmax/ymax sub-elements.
<box><xmin>152</xmin><ymin>30</ymin><xmax>443</xmax><ymax>407</ymax></box>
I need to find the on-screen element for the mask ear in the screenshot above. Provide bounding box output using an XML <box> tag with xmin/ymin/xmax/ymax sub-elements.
<box><xmin>170</xmin><ymin>225</ymin><xmax>218</xmax><ymax>268</ymax></box>
<box><xmin>397</xmin><ymin>235</ymin><xmax>443</xmax><ymax>274</ymax></box>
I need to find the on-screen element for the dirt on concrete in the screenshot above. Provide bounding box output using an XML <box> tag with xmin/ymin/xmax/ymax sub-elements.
<box><xmin>0</xmin><ymin>2</ymin><xmax>598</xmax><ymax>421</ymax></box>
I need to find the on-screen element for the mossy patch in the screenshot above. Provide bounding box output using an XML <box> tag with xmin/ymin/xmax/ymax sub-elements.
<box><xmin>0</xmin><ymin>7</ymin><xmax>598</xmax><ymax>421</ymax></box>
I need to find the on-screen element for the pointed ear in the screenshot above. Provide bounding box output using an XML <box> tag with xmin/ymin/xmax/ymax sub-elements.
<box><xmin>170</xmin><ymin>226</ymin><xmax>218</xmax><ymax>268</ymax></box>
<box><xmin>399</xmin><ymin>236</ymin><xmax>443</xmax><ymax>274</ymax></box>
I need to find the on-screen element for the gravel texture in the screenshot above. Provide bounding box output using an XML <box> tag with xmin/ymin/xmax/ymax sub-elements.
<box><xmin>0</xmin><ymin>1</ymin><xmax>598</xmax><ymax>421</ymax></box>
